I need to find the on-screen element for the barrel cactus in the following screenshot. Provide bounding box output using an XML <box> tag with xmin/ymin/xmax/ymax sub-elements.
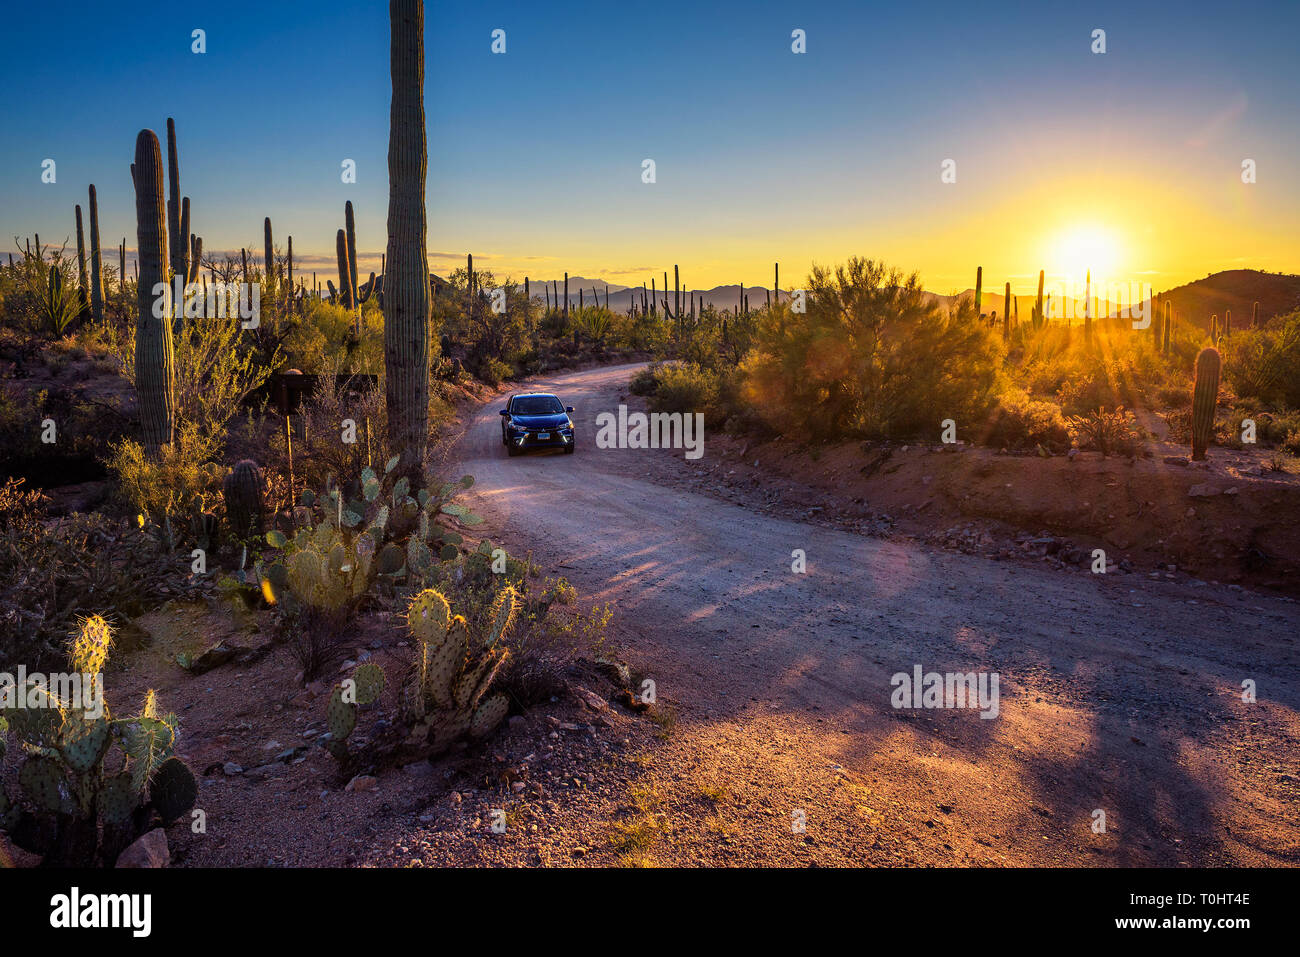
<box><xmin>223</xmin><ymin>459</ymin><xmax>266</xmax><ymax>537</ymax></box>
<box><xmin>130</xmin><ymin>129</ymin><xmax>176</xmax><ymax>455</ymax></box>
<box><xmin>383</xmin><ymin>0</ymin><xmax>432</xmax><ymax>483</ymax></box>
<box><xmin>1191</xmin><ymin>347</ymin><xmax>1221</xmax><ymax>461</ymax></box>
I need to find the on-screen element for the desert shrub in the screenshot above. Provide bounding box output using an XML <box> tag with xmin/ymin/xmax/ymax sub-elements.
<box><xmin>476</xmin><ymin>357</ymin><xmax>513</xmax><ymax>387</ymax></box>
<box><xmin>1067</xmin><ymin>406</ymin><xmax>1145</xmax><ymax>457</ymax></box>
<box><xmin>262</xmin><ymin>363</ymin><xmax>389</xmax><ymax>501</ymax></box>
<box><xmin>648</xmin><ymin>362</ymin><xmax>719</xmax><ymax>416</ymax></box>
<box><xmin>0</xmin><ymin>510</ymin><xmax>202</xmax><ymax>671</ymax></box>
<box><xmin>982</xmin><ymin>388</ymin><xmax>1071</xmax><ymax>451</ymax></box>
<box><xmin>0</xmin><ymin>384</ymin><xmax>120</xmax><ymax>487</ymax></box>
<box><xmin>740</xmin><ymin>259</ymin><xmax>1004</xmax><ymax>441</ymax></box>
<box><xmin>105</xmin><ymin>425</ymin><xmax>223</xmax><ymax>532</ymax></box>
<box><xmin>101</xmin><ymin>310</ymin><xmax>274</xmax><ymax>465</ymax></box>
<box><xmin>628</xmin><ymin>366</ymin><xmax>659</xmax><ymax>396</ymax></box>
<box><xmin>1221</xmin><ymin>310</ymin><xmax>1300</xmax><ymax>409</ymax></box>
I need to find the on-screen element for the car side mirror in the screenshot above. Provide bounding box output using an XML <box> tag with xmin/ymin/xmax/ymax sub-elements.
<box><xmin>499</xmin><ymin>409</ymin><xmax>509</xmax><ymax>416</ymax></box>
<box><xmin>565</xmin><ymin>407</ymin><xmax>574</xmax><ymax>413</ymax></box>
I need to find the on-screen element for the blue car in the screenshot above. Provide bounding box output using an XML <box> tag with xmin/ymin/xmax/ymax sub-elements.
<box><xmin>500</xmin><ymin>392</ymin><xmax>576</xmax><ymax>456</ymax></box>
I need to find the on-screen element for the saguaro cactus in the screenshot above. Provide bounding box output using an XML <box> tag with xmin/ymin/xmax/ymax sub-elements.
<box><xmin>1252</xmin><ymin>301</ymin><xmax>1258</xmax><ymax>329</ymax></box>
<box><xmin>1032</xmin><ymin>270</ymin><xmax>1045</xmax><ymax>329</ymax></box>
<box><xmin>1163</xmin><ymin>301</ymin><xmax>1171</xmax><ymax>353</ymax></box>
<box><xmin>166</xmin><ymin>118</ymin><xmax>185</xmax><ymax>280</ymax></box>
<box><xmin>75</xmin><ymin>204</ymin><xmax>89</xmax><ymax>313</ymax></box>
<box><xmin>131</xmin><ymin>129</ymin><xmax>176</xmax><ymax>455</ymax></box>
<box><xmin>1225</xmin><ymin>309</ymin><xmax>1232</xmax><ymax>336</ymax></box>
<box><xmin>383</xmin><ymin>0</ymin><xmax>432</xmax><ymax>482</ymax></box>
<box><xmin>1003</xmin><ymin>282</ymin><xmax>1011</xmax><ymax>340</ymax></box>
<box><xmin>335</xmin><ymin>229</ymin><xmax>353</xmax><ymax>307</ymax></box>
<box><xmin>88</xmin><ymin>185</ymin><xmax>105</xmax><ymax>324</ymax></box>
<box><xmin>974</xmin><ymin>266</ymin><xmax>982</xmax><ymax>314</ymax></box>
<box><xmin>1210</xmin><ymin>315</ymin><xmax>1219</xmax><ymax>345</ymax></box>
<box><xmin>346</xmin><ymin>200</ymin><xmax>361</xmax><ymax>306</ymax></box>
<box><xmin>1191</xmin><ymin>347</ymin><xmax>1221</xmax><ymax>461</ymax></box>
<box><xmin>264</xmin><ymin>218</ymin><xmax>275</xmax><ymax>290</ymax></box>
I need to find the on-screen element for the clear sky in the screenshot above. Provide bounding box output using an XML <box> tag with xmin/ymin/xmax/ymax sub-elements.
<box><xmin>1</xmin><ymin>0</ymin><xmax>1296</xmax><ymax>294</ymax></box>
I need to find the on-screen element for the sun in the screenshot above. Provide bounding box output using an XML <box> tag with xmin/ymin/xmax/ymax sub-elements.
<box><xmin>1052</xmin><ymin>225</ymin><xmax>1124</xmax><ymax>289</ymax></box>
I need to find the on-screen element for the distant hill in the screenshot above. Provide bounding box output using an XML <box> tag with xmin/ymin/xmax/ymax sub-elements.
<box><xmin>1149</xmin><ymin>270</ymin><xmax>1300</xmax><ymax>330</ymax></box>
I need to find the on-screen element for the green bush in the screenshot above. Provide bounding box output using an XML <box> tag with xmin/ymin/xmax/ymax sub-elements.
<box><xmin>741</xmin><ymin>259</ymin><xmax>1005</xmax><ymax>441</ymax></box>
<box><xmin>982</xmin><ymin>388</ymin><xmax>1071</xmax><ymax>451</ymax></box>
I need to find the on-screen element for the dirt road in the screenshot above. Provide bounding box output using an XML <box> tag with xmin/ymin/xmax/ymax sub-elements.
<box><xmin>455</xmin><ymin>363</ymin><xmax>1300</xmax><ymax>866</ymax></box>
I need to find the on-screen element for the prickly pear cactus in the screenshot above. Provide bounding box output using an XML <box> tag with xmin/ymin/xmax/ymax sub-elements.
<box><xmin>149</xmin><ymin>756</ymin><xmax>198</xmax><ymax>823</ymax></box>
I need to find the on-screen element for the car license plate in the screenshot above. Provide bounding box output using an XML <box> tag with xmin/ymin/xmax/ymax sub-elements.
<box><xmin>536</xmin><ymin>432</ymin><xmax>550</xmax><ymax>440</ymax></box>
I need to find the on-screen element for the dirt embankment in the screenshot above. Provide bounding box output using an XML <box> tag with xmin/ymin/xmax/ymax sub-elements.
<box><xmin>642</xmin><ymin>420</ymin><xmax>1300</xmax><ymax>596</ymax></box>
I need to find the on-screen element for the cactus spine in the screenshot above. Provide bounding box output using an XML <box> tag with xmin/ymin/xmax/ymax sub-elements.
<box><xmin>383</xmin><ymin>0</ymin><xmax>432</xmax><ymax>482</ymax></box>
<box><xmin>131</xmin><ymin>129</ymin><xmax>176</xmax><ymax>455</ymax></box>
<box><xmin>88</xmin><ymin>185</ymin><xmax>104</xmax><ymax>324</ymax></box>
<box><xmin>1191</xmin><ymin>347</ymin><xmax>1221</xmax><ymax>461</ymax></box>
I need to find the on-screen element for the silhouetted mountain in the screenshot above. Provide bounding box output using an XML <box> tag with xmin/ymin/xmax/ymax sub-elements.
<box><xmin>1150</xmin><ymin>269</ymin><xmax>1300</xmax><ymax>330</ymax></box>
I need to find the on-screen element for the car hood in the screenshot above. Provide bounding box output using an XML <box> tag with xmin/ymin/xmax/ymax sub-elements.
<box><xmin>510</xmin><ymin>412</ymin><xmax>571</xmax><ymax>428</ymax></box>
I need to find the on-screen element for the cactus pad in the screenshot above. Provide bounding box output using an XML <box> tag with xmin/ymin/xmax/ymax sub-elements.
<box><xmin>327</xmin><ymin>687</ymin><xmax>357</xmax><ymax>741</ymax></box>
<box><xmin>470</xmin><ymin>694</ymin><xmax>509</xmax><ymax>739</ymax></box>
<box><xmin>353</xmin><ymin>664</ymin><xmax>385</xmax><ymax>706</ymax></box>
<box><xmin>149</xmin><ymin>756</ymin><xmax>198</xmax><ymax>823</ymax></box>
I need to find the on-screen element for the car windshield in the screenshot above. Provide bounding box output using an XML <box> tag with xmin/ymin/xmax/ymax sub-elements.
<box><xmin>512</xmin><ymin>395</ymin><xmax>564</xmax><ymax>415</ymax></box>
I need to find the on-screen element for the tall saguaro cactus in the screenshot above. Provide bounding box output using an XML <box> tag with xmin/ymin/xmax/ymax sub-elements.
<box><xmin>88</xmin><ymin>185</ymin><xmax>105</xmax><ymax>324</ymax></box>
<box><xmin>974</xmin><ymin>265</ymin><xmax>982</xmax><ymax>315</ymax></box>
<box><xmin>1191</xmin><ymin>347</ymin><xmax>1221</xmax><ymax>461</ymax></box>
<box><xmin>1003</xmin><ymin>282</ymin><xmax>1011</xmax><ymax>340</ymax></box>
<box><xmin>166</xmin><ymin>118</ymin><xmax>184</xmax><ymax>280</ymax></box>
<box><xmin>1032</xmin><ymin>269</ymin><xmax>1045</xmax><ymax>329</ymax></box>
<box><xmin>383</xmin><ymin>0</ymin><xmax>432</xmax><ymax>483</ymax></box>
<box><xmin>131</xmin><ymin>129</ymin><xmax>176</xmax><ymax>455</ymax></box>
<box><xmin>75</xmin><ymin>204</ymin><xmax>89</xmax><ymax>313</ymax></box>
<box><xmin>264</xmin><ymin>218</ymin><xmax>275</xmax><ymax>291</ymax></box>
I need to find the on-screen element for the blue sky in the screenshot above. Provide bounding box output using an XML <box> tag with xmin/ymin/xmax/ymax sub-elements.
<box><xmin>2</xmin><ymin>0</ymin><xmax>1297</xmax><ymax>290</ymax></box>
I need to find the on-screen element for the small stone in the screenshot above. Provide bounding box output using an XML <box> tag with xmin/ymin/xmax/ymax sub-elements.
<box><xmin>116</xmin><ymin>828</ymin><xmax>169</xmax><ymax>868</ymax></box>
<box><xmin>345</xmin><ymin>775</ymin><xmax>379</xmax><ymax>792</ymax></box>
<box><xmin>223</xmin><ymin>762</ymin><xmax>243</xmax><ymax>776</ymax></box>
